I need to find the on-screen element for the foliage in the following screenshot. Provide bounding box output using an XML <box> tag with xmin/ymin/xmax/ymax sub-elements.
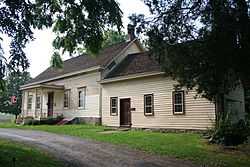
<box><xmin>76</xmin><ymin>29</ymin><xmax>127</xmax><ymax>55</ymax></box>
<box><xmin>1</xmin><ymin>124</ymin><xmax>250</xmax><ymax>167</ymax></box>
<box><xmin>0</xmin><ymin>72</ymin><xmax>31</xmax><ymax>116</ymax></box>
<box><xmin>132</xmin><ymin>0</ymin><xmax>250</xmax><ymax>102</ymax></box>
<box><xmin>23</xmin><ymin>115</ymin><xmax>64</xmax><ymax>125</ymax></box>
<box><xmin>50</xmin><ymin>52</ymin><xmax>63</xmax><ymax>68</ymax></box>
<box><xmin>102</xmin><ymin>30</ymin><xmax>127</xmax><ymax>48</ymax></box>
<box><xmin>0</xmin><ymin>0</ymin><xmax>122</xmax><ymax>87</ymax></box>
<box><xmin>210</xmin><ymin>118</ymin><xmax>250</xmax><ymax>146</ymax></box>
<box><xmin>0</xmin><ymin>139</ymin><xmax>63</xmax><ymax>167</ymax></box>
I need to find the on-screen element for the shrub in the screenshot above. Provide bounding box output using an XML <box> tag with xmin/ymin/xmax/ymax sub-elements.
<box><xmin>210</xmin><ymin>118</ymin><xmax>249</xmax><ymax>146</ymax></box>
<box><xmin>39</xmin><ymin>115</ymin><xmax>64</xmax><ymax>125</ymax></box>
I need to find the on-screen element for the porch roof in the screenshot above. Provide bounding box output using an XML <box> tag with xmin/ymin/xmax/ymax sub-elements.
<box><xmin>20</xmin><ymin>84</ymin><xmax>64</xmax><ymax>91</ymax></box>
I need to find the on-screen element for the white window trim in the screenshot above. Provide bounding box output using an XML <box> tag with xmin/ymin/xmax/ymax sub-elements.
<box><xmin>27</xmin><ymin>93</ymin><xmax>33</xmax><ymax>110</ymax></box>
<box><xmin>110</xmin><ymin>97</ymin><xmax>118</xmax><ymax>116</ymax></box>
<box><xmin>64</xmin><ymin>90</ymin><xmax>70</xmax><ymax>109</ymax></box>
<box><xmin>35</xmin><ymin>95</ymin><xmax>41</xmax><ymax>109</ymax></box>
<box><xmin>144</xmin><ymin>94</ymin><xmax>154</xmax><ymax>116</ymax></box>
<box><xmin>173</xmin><ymin>91</ymin><xmax>185</xmax><ymax>115</ymax></box>
<box><xmin>78</xmin><ymin>87</ymin><xmax>86</xmax><ymax>109</ymax></box>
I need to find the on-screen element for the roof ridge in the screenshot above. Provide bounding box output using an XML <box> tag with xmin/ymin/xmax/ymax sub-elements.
<box><xmin>62</xmin><ymin>41</ymin><xmax>131</xmax><ymax>63</ymax></box>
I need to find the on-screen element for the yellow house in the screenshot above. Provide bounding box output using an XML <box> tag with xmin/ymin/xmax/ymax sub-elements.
<box><xmin>20</xmin><ymin>33</ymin><xmax>245</xmax><ymax>130</ymax></box>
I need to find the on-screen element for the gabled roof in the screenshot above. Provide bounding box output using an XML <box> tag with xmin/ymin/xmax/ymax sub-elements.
<box><xmin>105</xmin><ymin>52</ymin><xmax>161</xmax><ymax>79</ymax></box>
<box><xmin>27</xmin><ymin>40</ymin><xmax>132</xmax><ymax>85</ymax></box>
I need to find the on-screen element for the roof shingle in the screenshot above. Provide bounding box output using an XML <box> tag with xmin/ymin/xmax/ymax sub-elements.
<box><xmin>105</xmin><ymin>52</ymin><xmax>161</xmax><ymax>79</ymax></box>
<box><xmin>28</xmin><ymin>41</ymin><xmax>131</xmax><ymax>84</ymax></box>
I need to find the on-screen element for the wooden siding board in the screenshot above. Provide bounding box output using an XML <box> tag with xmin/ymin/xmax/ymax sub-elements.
<box><xmin>102</xmin><ymin>75</ymin><xmax>216</xmax><ymax>130</ymax></box>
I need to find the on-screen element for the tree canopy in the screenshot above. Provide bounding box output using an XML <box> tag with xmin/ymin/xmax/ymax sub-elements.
<box><xmin>102</xmin><ymin>30</ymin><xmax>127</xmax><ymax>48</ymax></box>
<box><xmin>134</xmin><ymin>0</ymin><xmax>250</xmax><ymax>102</ymax></box>
<box><xmin>0</xmin><ymin>72</ymin><xmax>31</xmax><ymax>116</ymax></box>
<box><xmin>0</xmin><ymin>0</ymin><xmax>122</xmax><ymax>89</ymax></box>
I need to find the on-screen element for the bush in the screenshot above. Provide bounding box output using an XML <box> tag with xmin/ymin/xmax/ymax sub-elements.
<box><xmin>39</xmin><ymin>115</ymin><xmax>63</xmax><ymax>125</ymax></box>
<box><xmin>210</xmin><ymin>119</ymin><xmax>250</xmax><ymax>146</ymax></box>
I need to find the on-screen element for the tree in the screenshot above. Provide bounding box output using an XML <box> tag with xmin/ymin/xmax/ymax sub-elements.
<box><xmin>76</xmin><ymin>29</ymin><xmax>127</xmax><ymax>55</ymax></box>
<box><xmin>0</xmin><ymin>0</ymin><xmax>122</xmax><ymax>88</ymax></box>
<box><xmin>102</xmin><ymin>30</ymin><xmax>127</xmax><ymax>48</ymax></box>
<box><xmin>134</xmin><ymin>0</ymin><xmax>250</xmax><ymax>116</ymax></box>
<box><xmin>0</xmin><ymin>72</ymin><xmax>31</xmax><ymax>117</ymax></box>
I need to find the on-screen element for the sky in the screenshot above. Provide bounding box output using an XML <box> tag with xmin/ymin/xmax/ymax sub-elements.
<box><xmin>2</xmin><ymin>0</ymin><xmax>150</xmax><ymax>78</ymax></box>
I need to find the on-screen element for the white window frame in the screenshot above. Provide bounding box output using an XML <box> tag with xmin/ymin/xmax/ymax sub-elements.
<box><xmin>172</xmin><ymin>91</ymin><xmax>185</xmax><ymax>115</ymax></box>
<box><xmin>144</xmin><ymin>94</ymin><xmax>154</xmax><ymax>116</ymax></box>
<box><xmin>64</xmin><ymin>90</ymin><xmax>70</xmax><ymax>109</ymax></box>
<box><xmin>35</xmin><ymin>95</ymin><xmax>41</xmax><ymax>109</ymax></box>
<box><xmin>110</xmin><ymin>97</ymin><xmax>118</xmax><ymax>116</ymax></box>
<box><xmin>27</xmin><ymin>93</ymin><xmax>33</xmax><ymax>110</ymax></box>
<box><xmin>78</xmin><ymin>87</ymin><xmax>86</xmax><ymax>109</ymax></box>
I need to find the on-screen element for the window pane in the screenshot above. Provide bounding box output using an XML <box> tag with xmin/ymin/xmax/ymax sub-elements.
<box><xmin>110</xmin><ymin>97</ymin><xmax>117</xmax><ymax>115</ymax></box>
<box><xmin>145</xmin><ymin>106</ymin><xmax>152</xmax><ymax>114</ymax></box>
<box><xmin>64</xmin><ymin>91</ymin><xmax>70</xmax><ymax>108</ymax></box>
<box><xmin>27</xmin><ymin>95</ymin><xmax>33</xmax><ymax>109</ymax></box>
<box><xmin>36</xmin><ymin>96</ymin><xmax>41</xmax><ymax>109</ymax></box>
<box><xmin>174</xmin><ymin>105</ymin><xmax>182</xmax><ymax>112</ymax></box>
<box><xmin>78</xmin><ymin>88</ymin><xmax>86</xmax><ymax>108</ymax></box>
<box><xmin>111</xmin><ymin>98</ymin><xmax>117</xmax><ymax>107</ymax></box>
<box><xmin>111</xmin><ymin>108</ymin><xmax>117</xmax><ymax>114</ymax></box>
<box><xmin>174</xmin><ymin>92</ymin><xmax>182</xmax><ymax>104</ymax></box>
<box><xmin>145</xmin><ymin>95</ymin><xmax>152</xmax><ymax>105</ymax></box>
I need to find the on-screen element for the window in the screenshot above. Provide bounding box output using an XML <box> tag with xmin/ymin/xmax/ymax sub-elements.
<box><xmin>64</xmin><ymin>90</ymin><xmax>70</xmax><ymax>108</ymax></box>
<box><xmin>173</xmin><ymin>91</ymin><xmax>185</xmax><ymax>114</ymax></box>
<box><xmin>35</xmin><ymin>96</ymin><xmax>41</xmax><ymax>109</ymax></box>
<box><xmin>78</xmin><ymin>87</ymin><xmax>86</xmax><ymax>109</ymax></box>
<box><xmin>110</xmin><ymin>97</ymin><xmax>118</xmax><ymax>115</ymax></box>
<box><xmin>27</xmin><ymin>93</ymin><xmax>33</xmax><ymax>110</ymax></box>
<box><xmin>144</xmin><ymin>94</ymin><xmax>154</xmax><ymax>116</ymax></box>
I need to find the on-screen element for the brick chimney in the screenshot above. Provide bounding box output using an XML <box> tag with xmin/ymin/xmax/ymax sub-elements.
<box><xmin>127</xmin><ymin>24</ymin><xmax>136</xmax><ymax>41</ymax></box>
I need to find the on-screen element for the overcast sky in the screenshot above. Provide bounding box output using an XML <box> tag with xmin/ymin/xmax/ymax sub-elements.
<box><xmin>2</xmin><ymin>0</ymin><xmax>150</xmax><ymax>78</ymax></box>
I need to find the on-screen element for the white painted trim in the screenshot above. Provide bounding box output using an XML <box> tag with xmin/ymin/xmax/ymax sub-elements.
<box><xmin>21</xmin><ymin>66</ymin><xmax>101</xmax><ymax>88</ymax></box>
<box><xmin>20</xmin><ymin>84</ymin><xmax>65</xmax><ymax>90</ymax></box>
<box><xmin>99</xmin><ymin>72</ymin><xmax>165</xmax><ymax>84</ymax></box>
<box><xmin>103</xmin><ymin>39</ymin><xmax>141</xmax><ymax>69</ymax></box>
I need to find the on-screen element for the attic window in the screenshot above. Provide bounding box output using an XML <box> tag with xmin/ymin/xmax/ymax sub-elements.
<box><xmin>107</xmin><ymin>61</ymin><xmax>116</xmax><ymax>70</ymax></box>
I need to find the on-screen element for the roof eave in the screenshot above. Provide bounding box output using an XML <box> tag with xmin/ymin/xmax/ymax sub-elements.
<box><xmin>21</xmin><ymin>65</ymin><xmax>101</xmax><ymax>89</ymax></box>
<box><xmin>99</xmin><ymin>71</ymin><xmax>164</xmax><ymax>84</ymax></box>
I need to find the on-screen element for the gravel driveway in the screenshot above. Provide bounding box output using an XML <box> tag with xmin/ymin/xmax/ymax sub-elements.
<box><xmin>0</xmin><ymin>128</ymin><xmax>198</xmax><ymax>167</ymax></box>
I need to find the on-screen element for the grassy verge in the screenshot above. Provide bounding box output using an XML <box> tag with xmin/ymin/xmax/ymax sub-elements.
<box><xmin>1</xmin><ymin>123</ymin><xmax>250</xmax><ymax>167</ymax></box>
<box><xmin>0</xmin><ymin>138</ymin><xmax>63</xmax><ymax>167</ymax></box>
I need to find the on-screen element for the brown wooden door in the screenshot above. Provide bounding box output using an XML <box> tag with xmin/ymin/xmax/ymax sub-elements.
<box><xmin>120</xmin><ymin>98</ymin><xmax>131</xmax><ymax>127</ymax></box>
<box><xmin>47</xmin><ymin>92</ymin><xmax>54</xmax><ymax>117</ymax></box>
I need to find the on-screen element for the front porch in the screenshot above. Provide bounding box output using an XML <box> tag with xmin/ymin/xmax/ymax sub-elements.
<box><xmin>20</xmin><ymin>84</ymin><xmax>65</xmax><ymax>119</ymax></box>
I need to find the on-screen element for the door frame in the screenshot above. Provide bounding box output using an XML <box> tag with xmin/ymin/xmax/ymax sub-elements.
<box><xmin>47</xmin><ymin>92</ymin><xmax>54</xmax><ymax>117</ymax></box>
<box><xmin>119</xmin><ymin>98</ymin><xmax>131</xmax><ymax>127</ymax></box>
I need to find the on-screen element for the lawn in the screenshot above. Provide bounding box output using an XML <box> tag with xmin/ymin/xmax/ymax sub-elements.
<box><xmin>0</xmin><ymin>123</ymin><xmax>250</xmax><ymax>167</ymax></box>
<box><xmin>0</xmin><ymin>138</ymin><xmax>63</xmax><ymax>167</ymax></box>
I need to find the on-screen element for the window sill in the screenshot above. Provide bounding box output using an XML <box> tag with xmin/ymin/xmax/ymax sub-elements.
<box><xmin>144</xmin><ymin>113</ymin><xmax>154</xmax><ymax>116</ymax></box>
<box><xmin>173</xmin><ymin>112</ymin><xmax>185</xmax><ymax>115</ymax></box>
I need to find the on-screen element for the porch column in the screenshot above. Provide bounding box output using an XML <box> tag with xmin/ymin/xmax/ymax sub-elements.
<box><xmin>40</xmin><ymin>88</ymin><xmax>44</xmax><ymax>119</ymax></box>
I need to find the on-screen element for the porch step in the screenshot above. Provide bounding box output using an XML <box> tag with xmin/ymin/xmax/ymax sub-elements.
<box><xmin>56</xmin><ymin>118</ymin><xmax>74</xmax><ymax>125</ymax></box>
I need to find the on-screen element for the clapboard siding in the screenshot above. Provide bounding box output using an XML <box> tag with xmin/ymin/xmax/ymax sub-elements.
<box><xmin>48</xmin><ymin>71</ymin><xmax>101</xmax><ymax>118</ymax></box>
<box><xmin>22</xmin><ymin>71</ymin><xmax>101</xmax><ymax>118</ymax></box>
<box><xmin>102</xmin><ymin>75</ymin><xmax>216</xmax><ymax>130</ymax></box>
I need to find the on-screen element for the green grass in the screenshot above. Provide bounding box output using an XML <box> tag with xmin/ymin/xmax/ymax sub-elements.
<box><xmin>1</xmin><ymin>123</ymin><xmax>250</xmax><ymax>167</ymax></box>
<box><xmin>0</xmin><ymin>138</ymin><xmax>63</xmax><ymax>167</ymax></box>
